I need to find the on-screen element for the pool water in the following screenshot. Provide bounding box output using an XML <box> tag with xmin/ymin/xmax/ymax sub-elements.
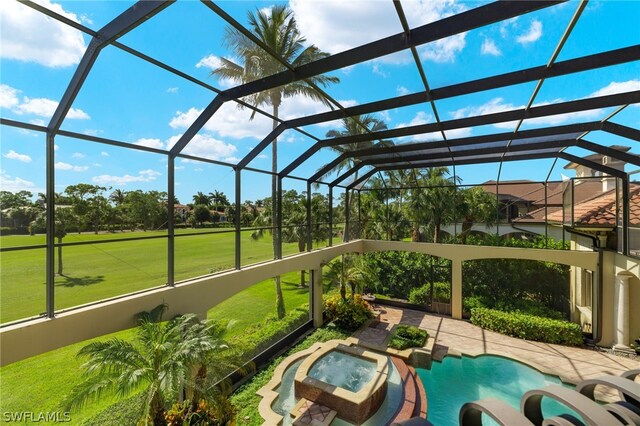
<box><xmin>308</xmin><ymin>351</ymin><xmax>377</xmax><ymax>393</ymax></box>
<box><xmin>272</xmin><ymin>357</ymin><xmax>403</xmax><ymax>426</ymax></box>
<box><xmin>417</xmin><ymin>355</ymin><xmax>575</xmax><ymax>426</ymax></box>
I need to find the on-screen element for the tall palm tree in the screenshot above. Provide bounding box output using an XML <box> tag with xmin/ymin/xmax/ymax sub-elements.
<box><xmin>323</xmin><ymin>115</ymin><xmax>392</xmax><ymax>183</ymax></box>
<box><xmin>323</xmin><ymin>115</ymin><xmax>392</xmax><ymax>241</ymax></box>
<box><xmin>212</xmin><ymin>5</ymin><xmax>339</xmax><ymax>319</ymax></box>
<box><xmin>408</xmin><ymin>167</ymin><xmax>459</xmax><ymax>243</ymax></box>
<box><xmin>192</xmin><ymin>191</ymin><xmax>210</xmax><ymax>206</ymax></box>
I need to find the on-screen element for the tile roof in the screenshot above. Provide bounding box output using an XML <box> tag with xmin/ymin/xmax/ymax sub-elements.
<box><xmin>528</xmin><ymin>184</ymin><xmax>640</xmax><ymax>227</ymax></box>
<box><xmin>480</xmin><ymin>180</ymin><xmax>565</xmax><ymax>205</ymax></box>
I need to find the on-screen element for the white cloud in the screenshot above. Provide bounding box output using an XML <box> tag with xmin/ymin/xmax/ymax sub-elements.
<box><xmin>134</xmin><ymin>138</ymin><xmax>165</xmax><ymax>149</ymax></box>
<box><xmin>166</xmin><ymin>134</ymin><xmax>237</xmax><ymax>161</ymax></box>
<box><xmin>16</xmin><ymin>97</ymin><xmax>90</xmax><ymax>119</ymax></box>
<box><xmin>166</xmin><ymin>87</ymin><xmax>179</xmax><ymax>94</ymax></box>
<box><xmin>83</xmin><ymin>129</ymin><xmax>101</xmax><ymax>136</ymax></box>
<box><xmin>397</xmin><ymin>86</ymin><xmax>410</xmax><ymax>96</ymax></box>
<box><xmin>481</xmin><ymin>38</ymin><xmax>501</xmax><ymax>56</ymax></box>
<box><xmin>196</xmin><ymin>55</ymin><xmax>222</xmax><ymax>70</ymax></box>
<box><xmin>92</xmin><ymin>169</ymin><xmax>161</xmax><ymax>186</ymax></box>
<box><xmin>516</xmin><ymin>20</ymin><xmax>542</xmax><ymax>44</ymax></box>
<box><xmin>397</xmin><ymin>111</ymin><xmax>433</xmax><ymax>128</ymax></box>
<box><xmin>450</xmin><ymin>96</ymin><xmax>602</xmax><ymax>129</ymax></box>
<box><xmin>71</xmin><ymin>152</ymin><xmax>85</xmax><ymax>159</ymax></box>
<box><xmin>195</xmin><ymin>55</ymin><xmax>236</xmax><ymax>88</ymax></box>
<box><xmin>3</xmin><ymin>150</ymin><xmax>32</xmax><ymax>163</ymax></box>
<box><xmin>395</xmin><ymin>111</ymin><xmax>436</xmax><ymax>141</ymax></box>
<box><xmin>372</xmin><ymin>64</ymin><xmax>388</xmax><ymax>78</ymax></box>
<box><xmin>29</xmin><ymin>119</ymin><xmax>46</xmax><ymax>126</ymax></box>
<box><xmin>0</xmin><ymin>84</ymin><xmax>20</xmax><ymax>109</ymax></box>
<box><xmin>419</xmin><ymin>33</ymin><xmax>466</xmax><ymax>63</ymax></box>
<box><xmin>0</xmin><ymin>170</ymin><xmax>36</xmax><ymax>192</ymax></box>
<box><xmin>100</xmin><ymin>151</ymin><xmax>109</xmax><ymax>157</ymax></box>
<box><xmin>55</xmin><ymin>161</ymin><xmax>88</xmax><ymax>172</ymax></box>
<box><xmin>0</xmin><ymin>0</ymin><xmax>86</xmax><ymax>67</ymax></box>
<box><xmin>290</xmin><ymin>0</ymin><xmax>466</xmax><ymax>64</ymax></box>
<box><xmin>499</xmin><ymin>17</ymin><xmax>518</xmax><ymax>39</ymax></box>
<box><xmin>257</xmin><ymin>154</ymin><xmax>268</xmax><ymax>159</ymax></box>
<box><xmin>169</xmin><ymin>95</ymin><xmax>346</xmax><ymax>140</ymax></box>
<box><xmin>444</xmin><ymin>127</ymin><xmax>472</xmax><ymax>139</ymax></box>
<box><xmin>589</xmin><ymin>79</ymin><xmax>640</xmax><ymax>98</ymax></box>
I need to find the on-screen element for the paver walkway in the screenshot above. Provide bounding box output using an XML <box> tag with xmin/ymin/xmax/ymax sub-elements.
<box><xmin>357</xmin><ymin>304</ymin><xmax>640</xmax><ymax>402</ymax></box>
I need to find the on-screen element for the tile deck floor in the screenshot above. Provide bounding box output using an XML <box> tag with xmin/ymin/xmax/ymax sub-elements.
<box><xmin>354</xmin><ymin>304</ymin><xmax>640</xmax><ymax>402</ymax></box>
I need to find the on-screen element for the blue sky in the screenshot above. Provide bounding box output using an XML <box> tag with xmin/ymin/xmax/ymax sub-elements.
<box><xmin>1</xmin><ymin>0</ymin><xmax>639</xmax><ymax>203</ymax></box>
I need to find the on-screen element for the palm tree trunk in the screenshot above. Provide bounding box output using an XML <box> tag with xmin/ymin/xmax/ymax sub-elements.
<box><xmin>57</xmin><ymin>237</ymin><xmax>63</xmax><ymax>275</ymax></box>
<box><xmin>434</xmin><ymin>222</ymin><xmax>440</xmax><ymax>243</ymax></box>
<box><xmin>150</xmin><ymin>391</ymin><xmax>165</xmax><ymax>426</ymax></box>
<box><xmin>299</xmin><ymin>239</ymin><xmax>306</xmax><ymax>287</ymax></box>
<box><xmin>272</xmin><ymin>103</ymin><xmax>285</xmax><ymax>319</ymax></box>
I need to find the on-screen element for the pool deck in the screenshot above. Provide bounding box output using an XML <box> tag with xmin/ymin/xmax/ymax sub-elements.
<box><xmin>353</xmin><ymin>304</ymin><xmax>640</xmax><ymax>401</ymax></box>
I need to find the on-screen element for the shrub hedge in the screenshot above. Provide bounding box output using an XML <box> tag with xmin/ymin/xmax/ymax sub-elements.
<box><xmin>470</xmin><ymin>308</ymin><xmax>583</xmax><ymax>346</ymax></box>
<box><xmin>408</xmin><ymin>282</ymin><xmax>451</xmax><ymax>305</ymax></box>
<box><xmin>389</xmin><ymin>325</ymin><xmax>428</xmax><ymax>350</ymax></box>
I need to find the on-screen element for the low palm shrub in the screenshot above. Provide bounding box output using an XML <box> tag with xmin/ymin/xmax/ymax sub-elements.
<box><xmin>388</xmin><ymin>325</ymin><xmax>428</xmax><ymax>350</ymax></box>
<box><xmin>470</xmin><ymin>308</ymin><xmax>582</xmax><ymax>346</ymax></box>
<box><xmin>324</xmin><ymin>294</ymin><xmax>373</xmax><ymax>331</ymax></box>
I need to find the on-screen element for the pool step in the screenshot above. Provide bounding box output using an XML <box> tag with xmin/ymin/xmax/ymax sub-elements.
<box><xmin>389</xmin><ymin>356</ymin><xmax>429</xmax><ymax>425</ymax></box>
<box><xmin>290</xmin><ymin>398</ymin><xmax>337</xmax><ymax>426</ymax></box>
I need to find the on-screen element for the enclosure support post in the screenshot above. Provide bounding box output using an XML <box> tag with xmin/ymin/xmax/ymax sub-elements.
<box><xmin>622</xmin><ymin>177</ymin><xmax>629</xmax><ymax>256</ymax></box>
<box><xmin>311</xmin><ymin>268</ymin><xmax>324</xmax><ymax>328</ymax></box>
<box><xmin>344</xmin><ymin>189</ymin><xmax>350</xmax><ymax>242</ymax></box>
<box><xmin>359</xmin><ymin>190</ymin><xmax>363</xmax><ymax>239</ymax></box>
<box><xmin>234</xmin><ymin>168</ymin><xmax>241</xmax><ymax>269</ymax></box>
<box><xmin>328</xmin><ymin>186</ymin><xmax>334</xmax><ymax>247</ymax></box>
<box><xmin>306</xmin><ymin>181</ymin><xmax>312</xmax><ymax>252</ymax></box>
<box><xmin>167</xmin><ymin>155</ymin><xmax>175</xmax><ymax>286</ymax></box>
<box><xmin>544</xmin><ymin>183</ymin><xmax>548</xmax><ymax>247</ymax></box>
<box><xmin>45</xmin><ymin>133</ymin><xmax>55</xmax><ymax>318</ymax></box>
<box><xmin>277</xmin><ymin>176</ymin><xmax>283</xmax><ymax>259</ymax></box>
<box><xmin>451</xmin><ymin>259</ymin><xmax>463</xmax><ymax>320</ymax></box>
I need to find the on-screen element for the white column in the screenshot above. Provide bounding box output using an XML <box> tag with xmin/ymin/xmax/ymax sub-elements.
<box><xmin>451</xmin><ymin>259</ymin><xmax>463</xmax><ymax>320</ymax></box>
<box><xmin>614</xmin><ymin>272</ymin><xmax>632</xmax><ymax>348</ymax></box>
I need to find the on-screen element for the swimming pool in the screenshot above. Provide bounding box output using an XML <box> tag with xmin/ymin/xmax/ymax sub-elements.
<box><xmin>417</xmin><ymin>355</ymin><xmax>575</xmax><ymax>426</ymax></box>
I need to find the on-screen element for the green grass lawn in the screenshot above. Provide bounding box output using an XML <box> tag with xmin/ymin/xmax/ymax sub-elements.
<box><xmin>0</xmin><ymin>272</ymin><xmax>310</xmax><ymax>425</ymax></box>
<box><xmin>0</xmin><ymin>230</ymin><xmax>318</xmax><ymax>323</ymax></box>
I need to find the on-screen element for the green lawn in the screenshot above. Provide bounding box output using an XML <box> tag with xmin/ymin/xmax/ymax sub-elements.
<box><xmin>0</xmin><ymin>230</ymin><xmax>317</xmax><ymax>323</ymax></box>
<box><xmin>0</xmin><ymin>272</ymin><xmax>310</xmax><ymax>425</ymax></box>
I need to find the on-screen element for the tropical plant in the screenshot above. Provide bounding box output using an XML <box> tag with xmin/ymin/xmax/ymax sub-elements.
<box><xmin>323</xmin><ymin>254</ymin><xmax>375</xmax><ymax>301</ymax></box>
<box><xmin>193</xmin><ymin>192</ymin><xmax>210</xmax><ymax>207</ymax></box>
<box><xmin>457</xmin><ymin>186</ymin><xmax>497</xmax><ymax>244</ymax></box>
<box><xmin>63</xmin><ymin>304</ymin><xmax>236</xmax><ymax>426</ymax></box>
<box><xmin>407</xmin><ymin>167</ymin><xmax>459</xmax><ymax>243</ymax></box>
<box><xmin>212</xmin><ymin>5</ymin><xmax>338</xmax><ymax>319</ymax></box>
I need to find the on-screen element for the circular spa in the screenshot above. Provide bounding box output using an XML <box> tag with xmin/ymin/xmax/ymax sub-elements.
<box><xmin>294</xmin><ymin>342</ymin><xmax>389</xmax><ymax>424</ymax></box>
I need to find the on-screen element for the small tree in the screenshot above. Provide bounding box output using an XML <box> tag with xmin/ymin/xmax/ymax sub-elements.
<box><xmin>64</xmin><ymin>304</ymin><xmax>236</xmax><ymax>426</ymax></box>
<box><xmin>192</xmin><ymin>204</ymin><xmax>211</xmax><ymax>226</ymax></box>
